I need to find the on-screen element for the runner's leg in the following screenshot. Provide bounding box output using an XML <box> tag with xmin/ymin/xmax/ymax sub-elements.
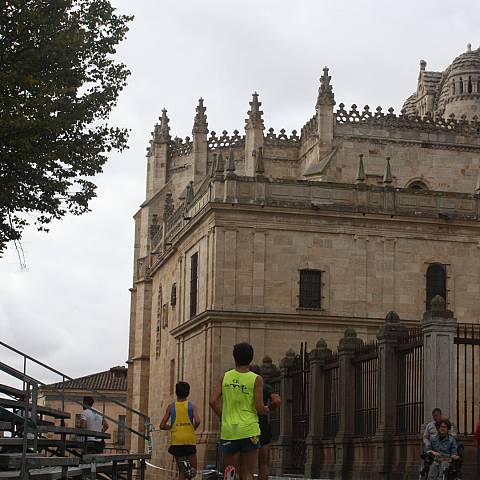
<box><xmin>240</xmin><ymin>449</ymin><xmax>259</xmax><ymax>480</ymax></box>
<box><xmin>258</xmin><ymin>445</ymin><xmax>269</xmax><ymax>480</ymax></box>
<box><xmin>224</xmin><ymin>452</ymin><xmax>241</xmax><ymax>479</ymax></box>
<box><xmin>189</xmin><ymin>453</ymin><xmax>197</xmax><ymax>476</ymax></box>
<box><xmin>174</xmin><ymin>456</ymin><xmax>186</xmax><ymax>480</ymax></box>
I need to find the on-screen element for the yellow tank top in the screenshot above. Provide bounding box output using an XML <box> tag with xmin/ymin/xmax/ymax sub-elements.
<box><xmin>220</xmin><ymin>369</ymin><xmax>260</xmax><ymax>440</ymax></box>
<box><xmin>170</xmin><ymin>401</ymin><xmax>196</xmax><ymax>445</ymax></box>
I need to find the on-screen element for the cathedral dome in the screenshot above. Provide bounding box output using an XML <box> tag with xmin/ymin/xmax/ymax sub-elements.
<box><xmin>436</xmin><ymin>44</ymin><xmax>480</xmax><ymax>119</ymax></box>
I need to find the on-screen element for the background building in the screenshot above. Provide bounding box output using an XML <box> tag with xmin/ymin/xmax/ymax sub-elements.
<box><xmin>127</xmin><ymin>45</ymin><xmax>480</xmax><ymax>466</ymax></box>
<box><xmin>41</xmin><ymin>366</ymin><xmax>128</xmax><ymax>450</ymax></box>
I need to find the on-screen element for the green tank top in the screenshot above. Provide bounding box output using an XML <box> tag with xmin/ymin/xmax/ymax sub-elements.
<box><xmin>221</xmin><ymin>369</ymin><xmax>260</xmax><ymax>440</ymax></box>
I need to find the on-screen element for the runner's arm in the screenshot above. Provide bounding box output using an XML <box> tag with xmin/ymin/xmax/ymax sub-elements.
<box><xmin>254</xmin><ymin>376</ymin><xmax>269</xmax><ymax>415</ymax></box>
<box><xmin>209</xmin><ymin>380</ymin><xmax>223</xmax><ymax>418</ymax></box>
<box><xmin>269</xmin><ymin>393</ymin><xmax>282</xmax><ymax>410</ymax></box>
<box><xmin>192</xmin><ymin>404</ymin><xmax>201</xmax><ymax>430</ymax></box>
<box><xmin>160</xmin><ymin>405</ymin><xmax>172</xmax><ymax>430</ymax></box>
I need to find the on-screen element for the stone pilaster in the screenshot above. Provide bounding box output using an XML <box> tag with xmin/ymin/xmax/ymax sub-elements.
<box><xmin>192</xmin><ymin>98</ymin><xmax>209</xmax><ymax>183</ymax></box>
<box><xmin>305</xmin><ymin>339</ymin><xmax>332</xmax><ymax>478</ymax></box>
<box><xmin>375</xmin><ymin>311</ymin><xmax>408</xmax><ymax>478</ymax></box>
<box><xmin>422</xmin><ymin>295</ymin><xmax>457</xmax><ymax>423</ymax></box>
<box><xmin>224</xmin><ymin>149</ymin><xmax>237</xmax><ymax>203</ymax></box>
<box><xmin>334</xmin><ymin>328</ymin><xmax>363</xmax><ymax>479</ymax></box>
<box><xmin>245</xmin><ymin>93</ymin><xmax>264</xmax><ymax>176</ymax></box>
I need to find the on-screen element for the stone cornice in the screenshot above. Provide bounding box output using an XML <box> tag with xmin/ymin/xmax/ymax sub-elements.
<box><xmin>168</xmin><ymin>309</ymin><xmax>419</xmax><ymax>339</ymax></box>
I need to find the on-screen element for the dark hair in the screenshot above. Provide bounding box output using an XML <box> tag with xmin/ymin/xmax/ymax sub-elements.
<box><xmin>175</xmin><ymin>381</ymin><xmax>190</xmax><ymax>398</ymax></box>
<box><xmin>249</xmin><ymin>364</ymin><xmax>261</xmax><ymax>375</ymax></box>
<box><xmin>432</xmin><ymin>408</ymin><xmax>442</xmax><ymax>415</ymax></box>
<box><xmin>439</xmin><ymin>419</ymin><xmax>451</xmax><ymax>430</ymax></box>
<box><xmin>233</xmin><ymin>342</ymin><xmax>254</xmax><ymax>366</ymax></box>
<box><xmin>83</xmin><ymin>396</ymin><xmax>94</xmax><ymax>407</ymax></box>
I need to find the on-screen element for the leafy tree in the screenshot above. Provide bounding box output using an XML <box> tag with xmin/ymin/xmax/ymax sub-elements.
<box><xmin>0</xmin><ymin>0</ymin><xmax>133</xmax><ymax>256</ymax></box>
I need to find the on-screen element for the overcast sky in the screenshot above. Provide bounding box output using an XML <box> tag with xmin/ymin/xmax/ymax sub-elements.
<box><xmin>1</xmin><ymin>0</ymin><xmax>479</xmax><ymax>383</ymax></box>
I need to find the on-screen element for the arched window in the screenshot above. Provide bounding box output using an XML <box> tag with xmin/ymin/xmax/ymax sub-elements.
<box><xmin>452</xmin><ymin>81</ymin><xmax>456</xmax><ymax>95</ymax></box>
<box><xmin>407</xmin><ymin>180</ymin><xmax>429</xmax><ymax>190</ymax></box>
<box><xmin>468</xmin><ymin>76</ymin><xmax>473</xmax><ymax>93</ymax></box>
<box><xmin>426</xmin><ymin>263</ymin><xmax>447</xmax><ymax>309</ymax></box>
<box><xmin>459</xmin><ymin>78</ymin><xmax>464</xmax><ymax>94</ymax></box>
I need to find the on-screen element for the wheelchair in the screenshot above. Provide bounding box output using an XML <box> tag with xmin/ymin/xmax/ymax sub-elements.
<box><xmin>419</xmin><ymin>452</ymin><xmax>458</xmax><ymax>480</ymax></box>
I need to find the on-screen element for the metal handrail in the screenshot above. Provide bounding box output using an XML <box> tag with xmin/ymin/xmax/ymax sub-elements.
<box><xmin>0</xmin><ymin>340</ymin><xmax>151</xmax><ymax>447</ymax></box>
<box><xmin>0</xmin><ymin>340</ymin><xmax>148</xmax><ymax>420</ymax></box>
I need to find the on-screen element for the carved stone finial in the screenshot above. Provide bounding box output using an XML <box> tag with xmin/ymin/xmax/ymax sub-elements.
<box><xmin>356</xmin><ymin>154</ymin><xmax>366</xmax><ymax>183</ymax></box>
<box><xmin>345</xmin><ymin>327</ymin><xmax>357</xmax><ymax>338</ymax></box>
<box><xmin>385</xmin><ymin>310</ymin><xmax>400</xmax><ymax>323</ymax></box>
<box><xmin>215</xmin><ymin>151</ymin><xmax>225</xmax><ymax>175</ymax></box>
<box><xmin>280</xmin><ymin>348</ymin><xmax>296</xmax><ymax>369</ymax></box>
<box><xmin>260</xmin><ymin>355</ymin><xmax>280</xmax><ymax>382</ymax></box>
<box><xmin>192</xmin><ymin>98</ymin><xmax>208</xmax><ymax>135</ymax></box>
<box><xmin>255</xmin><ymin>147</ymin><xmax>265</xmax><ymax>175</ymax></box>
<box><xmin>467</xmin><ymin>43</ymin><xmax>472</xmax><ymax>52</ymax></box>
<box><xmin>184</xmin><ymin>181</ymin><xmax>194</xmax><ymax>208</ymax></box>
<box><xmin>164</xmin><ymin>192</ymin><xmax>174</xmax><ymax>221</ymax></box>
<box><xmin>316</xmin><ymin>338</ymin><xmax>328</xmax><ymax>349</ymax></box>
<box><xmin>245</xmin><ymin>92</ymin><xmax>265</xmax><ymax>130</ymax></box>
<box><xmin>420</xmin><ymin>59</ymin><xmax>427</xmax><ymax>71</ymax></box>
<box><xmin>226</xmin><ymin>149</ymin><xmax>236</xmax><ymax>176</ymax></box>
<box><xmin>155</xmin><ymin>108</ymin><xmax>171</xmax><ymax>143</ymax></box>
<box><xmin>339</xmin><ymin>327</ymin><xmax>363</xmax><ymax>351</ymax></box>
<box><xmin>423</xmin><ymin>294</ymin><xmax>454</xmax><ymax>321</ymax></box>
<box><xmin>383</xmin><ymin>157</ymin><xmax>393</xmax><ymax>184</ymax></box>
<box><xmin>431</xmin><ymin>294</ymin><xmax>446</xmax><ymax>312</ymax></box>
<box><xmin>316</xmin><ymin>66</ymin><xmax>335</xmax><ymax>108</ymax></box>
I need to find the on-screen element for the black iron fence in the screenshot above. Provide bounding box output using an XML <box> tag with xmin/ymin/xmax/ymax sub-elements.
<box><xmin>455</xmin><ymin>322</ymin><xmax>480</xmax><ymax>435</ymax></box>
<box><xmin>396</xmin><ymin>328</ymin><xmax>424</xmax><ymax>434</ymax></box>
<box><xmin>269</xmin><ymin>375</ymin><xmax>281</xmax><ymax>442</ymax></box>
<box><xmin>323</xmin><ymin>352</ymin><xmax>339</xmax><ymax>439</ymax></box>
<box><xmin>288</xmin><ymin>343</ymin><xmax>310</xmax><ymax>473</ymax></box>
<box><xmin>353</xmin><ymin>342</ymin><xmax>379</xmax><ymax>437</ymax></box>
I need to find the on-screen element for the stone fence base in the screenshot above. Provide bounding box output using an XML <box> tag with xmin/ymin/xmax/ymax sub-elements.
<box><xmin>270</xmin><ymin>436</ymin><xmax>479</xmax><ymax>480</ymax></box>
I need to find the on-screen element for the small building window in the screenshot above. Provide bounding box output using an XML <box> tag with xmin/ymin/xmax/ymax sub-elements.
<box><xmin>171</xmin><ymin>283</ymin><xmax>177</xmax><ymax>306</ymax></box>
<box><xmin>299</xmin><ymin>270</ymin><xmax>322</xmax><ymax>309</ymax></box>
<box><xmin>190</xmin><ymin>253</ymin><xmax>198</xmax><ymax>318</ymax></box>
<box><xmin>426</xmin><ymin>263</ymin><xmax>447</xmax><ymax>309</ymax></box>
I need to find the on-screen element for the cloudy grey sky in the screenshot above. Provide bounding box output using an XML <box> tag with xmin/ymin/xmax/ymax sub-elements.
<box><xmin>1</xmin><ymin>0</ymin><xmax>479</xmax><ymax>383</ymax></box>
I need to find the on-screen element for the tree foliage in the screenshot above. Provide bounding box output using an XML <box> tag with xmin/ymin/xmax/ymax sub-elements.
<box><xmin>0</xmin><ymin>0</ymin><xmax>133</xmax><ymax>255</ymax></box>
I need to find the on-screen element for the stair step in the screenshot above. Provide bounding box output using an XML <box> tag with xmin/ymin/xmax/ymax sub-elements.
<box><xmin>37</xmin><ymin>426</ymin><xmax>110</xmax><ymax>439</ymax></box>
<box><xmin>0</xmin><ymin>385</ymin><xmax>25</xmax><ymax>400</ymax></box>
<box><xmin>0</xmin><ymin>406</ymin><xmax>36</xmax><ymax>428</ymax></box>
<box><xmin>0</xmin><ymin>398</ymin><xmax>69</xmax><ymax>419</ymax></box>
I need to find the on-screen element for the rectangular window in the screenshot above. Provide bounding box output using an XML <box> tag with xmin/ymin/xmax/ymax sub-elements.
<box><xmin>299</xmin><ymin>270</ymin><xmax>322</xmax><ymax>309</ymax></box>
<box><xmin>190</xmin><ymin>253</ymin><xmax>198</xmax><ymax>318</ymax></box>
<box><xmin>169</xmin><ymin>359</ymin><xmax>175</xmax><ymax>395</ymax></box>
<box><xmin>162</xmin><ymin>303</ymin><xmax>169</xmax><ymax>329</ymax></box>
<box><xmin>171</xmin><ymin>283</ymin><xmax>177</xmax><ymax>306</ymax></box>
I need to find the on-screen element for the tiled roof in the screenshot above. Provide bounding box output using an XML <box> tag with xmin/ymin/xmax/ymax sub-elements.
<box><xmin>47</xmin><ymin>366</ymin><xmax>127</xmax><ymax>392</ymax></box>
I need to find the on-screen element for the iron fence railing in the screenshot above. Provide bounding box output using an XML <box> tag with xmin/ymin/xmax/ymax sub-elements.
<box><xmin>396</xmin><ymin>328</ymin><xmax>423</xmax><ymax>434</ymax></box>
<box><xmin>353</xmin><ymin>342</ymin><xmax>379</xmax><ymax>437</ymax></box>
<box><xmin>455</xmin><ymin>322</ymin><xmax>480</xmax><ymax>435</ymax></box>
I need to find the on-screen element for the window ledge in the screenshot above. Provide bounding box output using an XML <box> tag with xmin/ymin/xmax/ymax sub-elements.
<box><xmin>296</xmin><ymin>307</ymin><xmax>324</xmax><ymax>312</ymax></box>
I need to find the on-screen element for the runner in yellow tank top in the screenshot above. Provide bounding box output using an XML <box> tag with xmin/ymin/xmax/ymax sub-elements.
<box><xmin>160</xmin><ymin>382</ymin><xmax>201</xmax><ymax>480</ymax></box>
<box><xmin>210</xmin><ymin>343</ymin><xmax>269</xmax><ymax>480</ymax></box>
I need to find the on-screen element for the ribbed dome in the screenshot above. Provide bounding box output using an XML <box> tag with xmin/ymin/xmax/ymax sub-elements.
<box><xmin>435</xmin><ymin>45</ymin><xmax>480</xmax><ymax>118</ymax></box>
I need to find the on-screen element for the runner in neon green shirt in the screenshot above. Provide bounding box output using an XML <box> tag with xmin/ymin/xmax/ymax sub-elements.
<box><xmin>210</xmin><ymin>343</ymin><xmax>269</xmax><ymax>480</ymax></box>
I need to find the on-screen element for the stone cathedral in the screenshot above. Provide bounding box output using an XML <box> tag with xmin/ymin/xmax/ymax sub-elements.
<box><xmin>127</xmin><ymin>45</ymin><xmax>480</xmax><ymax>465</ymax></box>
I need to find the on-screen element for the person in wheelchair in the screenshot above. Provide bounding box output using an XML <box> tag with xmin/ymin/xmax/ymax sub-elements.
<box><xmin>425</xmin><ymin>420</ymin><xmax>459</xmax><ymax>480</ymax></box>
